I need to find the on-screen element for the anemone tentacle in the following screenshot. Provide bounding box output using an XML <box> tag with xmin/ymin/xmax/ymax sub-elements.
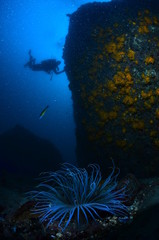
<box><xmin>29</xmin><ymin>163</ymin><xmax>128</xmax><ymax>231</ymax></box>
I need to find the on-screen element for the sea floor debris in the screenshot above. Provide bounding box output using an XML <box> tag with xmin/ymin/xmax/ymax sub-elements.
<box><xmin>0</xmin><ymin>175</ymin><xmax>159</xmax><ymax>240</ymax></box>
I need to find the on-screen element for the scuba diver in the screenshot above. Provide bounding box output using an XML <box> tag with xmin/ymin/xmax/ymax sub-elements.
<box><xmin>24</xmin><ymin>50</ymin><xmax>65</xmax><ymax>79</ymax></box>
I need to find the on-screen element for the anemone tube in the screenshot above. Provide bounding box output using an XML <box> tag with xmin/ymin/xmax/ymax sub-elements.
<box><xmin>29</xmin><ymin>163</ymin><xmax>128</xmax><ymax>231</ymax></box>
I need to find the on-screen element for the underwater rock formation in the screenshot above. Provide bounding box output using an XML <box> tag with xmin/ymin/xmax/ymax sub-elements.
<box><xmin>0</xmin><ymin>125</ymin><xmax>62</xmax><ymax>186</ymax></box>
<box><xmin>63</xmin><ymin>0</ymin><xmax>159</xmax><ymax>178</ymax></box>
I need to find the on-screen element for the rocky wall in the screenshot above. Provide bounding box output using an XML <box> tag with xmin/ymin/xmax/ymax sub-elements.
<box><xmin>63</xmin><ymin>0</ymin><xmax>159</xmax><ymax>178</ymax></box>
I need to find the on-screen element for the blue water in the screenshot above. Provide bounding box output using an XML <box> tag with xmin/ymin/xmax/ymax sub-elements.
<box><xmin>0</xmin><ymin>0</ymin><xmax>110</xmax><ymax>164</ymax></box>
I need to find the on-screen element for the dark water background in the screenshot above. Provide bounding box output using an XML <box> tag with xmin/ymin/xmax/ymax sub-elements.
<box><xmin>0</xmin><ymin>0</ymin><xmax>110</xmax><ymax>165</ymax></box>
<box><xmin>1</xmin><ymin>2</ymin><xmax>159</xmax><ymax>239</ymax></box>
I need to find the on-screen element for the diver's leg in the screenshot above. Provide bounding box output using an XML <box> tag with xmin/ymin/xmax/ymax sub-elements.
<box><xmin>28</xmin><ymin>50</ymin><xmax>36</xmax><ymax>66</ymax></box>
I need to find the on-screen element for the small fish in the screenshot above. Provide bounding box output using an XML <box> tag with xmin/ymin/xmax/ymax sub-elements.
<box><xmin>39</xmin><ymin>105</ymin><xmax>49</xmax><ymax>119</ymax></box>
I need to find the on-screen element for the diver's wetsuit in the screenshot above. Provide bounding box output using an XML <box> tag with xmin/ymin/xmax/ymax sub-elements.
<box><xmin>24</xmin><ymin>50</ymin><xmax>65</xmax><ymax>75</ymax></box>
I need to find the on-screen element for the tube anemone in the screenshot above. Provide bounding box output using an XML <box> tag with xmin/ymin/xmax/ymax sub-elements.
<box><xmin>29</xmin><ymin>163</ymin><xmax>128</xmax><ymax>231</ymax></box>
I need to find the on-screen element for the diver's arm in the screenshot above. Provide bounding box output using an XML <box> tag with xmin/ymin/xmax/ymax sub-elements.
<box><xmin>54</xmin><ymin>69</ymin><xmax>65</xmax><ymax>74</ymax></box>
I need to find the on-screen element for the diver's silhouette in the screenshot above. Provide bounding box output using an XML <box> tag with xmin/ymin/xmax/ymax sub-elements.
<box><xmin>24</xmin><ymin>50</ymin><xmax>65</xmax><ymax>75</ymax></box>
